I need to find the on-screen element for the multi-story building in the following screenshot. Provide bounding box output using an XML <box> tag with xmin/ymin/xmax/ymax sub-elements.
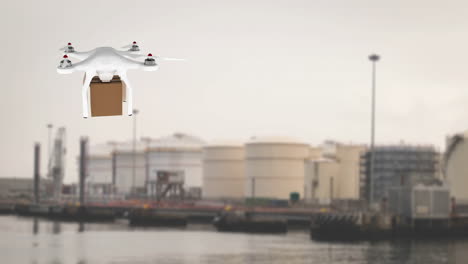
<box><xmin>360</xmin><ymin>145</ymin><xmax>440</xmax><ymax>203</ymax></box>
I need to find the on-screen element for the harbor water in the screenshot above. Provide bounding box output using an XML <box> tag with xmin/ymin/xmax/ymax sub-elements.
<box><xmin>1</xmin><ymin>215</ymin><xmax>467</xmax><ymax>264</ymax></box>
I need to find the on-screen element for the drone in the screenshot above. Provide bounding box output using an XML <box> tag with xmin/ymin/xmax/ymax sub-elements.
<box><xmin>57</xmin><ymin>41</ymin><xmax>183</xmax><ymax>118</ymax></box>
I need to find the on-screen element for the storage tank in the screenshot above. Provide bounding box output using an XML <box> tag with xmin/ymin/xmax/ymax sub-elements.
<box><xmin>114</xmin><ymin>141</ymin><xmax>146</xmax><ymax>195</ymax></box>
<box><xmin>87</xmin><ymin>143</ymin><xmax>114</xmax><ymax>195</ymax></box>
<box><xmin>309</xmin><ymin>146</ymin><xmax>322</xmax><ymax>160</ymax></box>
<box><xmin>305</xmin><ymin>158</ymin><xmax>339</xmax><ymax>203</ymax></box>
<box><xmin>335</xmin><ymin>144</ymin><xmax>366</xmax><ymax>199</ymax></box>
<box><xmin>245</xmin><ymin>136</ymin><xmax>309</xmax><ymax>199</ymax></box>
<box><xmin>147</xmin><ymin>133</ymin><xmax>205</xmax><ymax>196</ymax></box>
<box><xmin>203</xmin><ymin>141</ymin><xmax>245</xmax><ymax>198</ymax></box>
<box><xmin>445</xmin><ymin>131</ymin><xmax>468</xmax><ymax>201</ymax></box>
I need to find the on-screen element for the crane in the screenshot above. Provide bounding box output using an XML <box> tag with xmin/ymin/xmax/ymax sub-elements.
<box><xmin>47</xmin><ymin>127</ymin><xmax>66</xmax><ymax>202</ymax></box>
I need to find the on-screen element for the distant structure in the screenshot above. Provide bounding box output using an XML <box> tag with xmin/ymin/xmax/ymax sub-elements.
<box><xmin>85</xmin><ymin>133</ymin><xmax>204</xmax><ymax>198</ymax></box>
<box><xmin>202</xmin><ymin>141</ymin><xmax>245</xmax><ymax>199</ymax></box>
<box><xmin>361</xmin><ymin>145</ymin><xmax>440</xmax><ymax>203</ymax></box>
<box><xmin>245</xmin><ymin>136</ymin><xmax>309</xmax><ymax>200</ymax></box>
<box><xmin>445</xmin><ymin>131</ymin><xmax>468</xmax><ymax>202</ymax></box>
<box><xmin>388</xmin><ymin>182</ymin><xmax>450</xmax><ymax>221</ymax></box>
<box><xmin>114</xmin><ymin>141</ymin><xmax>146</xmax><ymax>195</ymax></box>
<box><xmin>84</xmin><ymin>133</ymin><xmax>442</xmax><ymax>205</ymax></box>
<box><xmin>0</xmin><ymin>178</ymin><xmax>51</xmax><ymax>200</ymax></box>
<box><xmin>86</xmin><ymin>143</ymin><xmax>114</xmax><ymax>196</ymax></box>
<box><xmin>305</xmin><ymin>142</ymin><xmax>366</xmax><ymax>204</ymax></box>
<box><xmin>146</xmin><ymin>133</ymin><xmax>205</xmax><ymax>198</ymax></box>
<box><xmin>47</xmin><ymin>127</ymin><xmax>66</xmax><ymax>202</ymax></box>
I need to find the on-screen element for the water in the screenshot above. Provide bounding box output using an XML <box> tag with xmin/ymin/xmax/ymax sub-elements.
<box><xmin>1</xmin><ymin>215</ymin><xmax>467</xmax><ymax>264</ymax></box>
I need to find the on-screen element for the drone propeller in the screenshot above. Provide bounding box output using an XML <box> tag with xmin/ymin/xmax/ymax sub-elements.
<box><xmin>125</xmin><ymin>53</ymin><xmax>185</xmax><ymax>61</ymax></box>
<box><xmin>122</xmin><ymin>41</ymin><xmax>140</xmax><ymax>51</ymax></box>
<box><xmin>161</xmin><ymin>57</ymin><xmax>186</xmax><ymax>61</ymax></box>
<box><xmin>59</xmin><ymin>42</ymin><xmax>75</xmax><ymax>53</ymax></box>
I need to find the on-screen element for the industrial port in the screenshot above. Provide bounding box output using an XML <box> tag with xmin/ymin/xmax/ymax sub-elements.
<box><xmin>2</xmin><ymin>129</ymin><xmax>468</xmax><ymax>241</ymax></box>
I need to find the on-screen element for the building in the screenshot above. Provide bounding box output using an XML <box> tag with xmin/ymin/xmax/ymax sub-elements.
<box><xmin>0</xmin><ymin>177</ymin><xmax>51</xmax><ymax>200</ymax></box>
<box><xmin>445</xmin><ymin>131</ymin><xmax>468</xmax><ymax>202</ymax></box>
<box><xmin>202</xmin><ymin>141</ymin><xmax>245</xmax><ymax>199</ymax></box>
<box><xmin>305</xmin><ymin>158</ymin><xmax>338</xmax><ymax>203</ymax></box>
<box><xmin>245</xmin><ymin>136</ymin><xmax>309</xmax><ymax>200</ymax></box>
<box><xmin>113</xmin><ymin>141</ymin><xmax>146</xmax><ymax>195</ymax></box>
<box><xmin>388</xmin><ymin>182</ymin><xmax>450</xmax><ymax>220</ymax></box>
<box><xmin>84</xmin><ymin>133</ymin><xmax>205</xmax><ymax>197</ymax></box>
<box><xmin>86</xmin><ymin>143</ymin><xmax>114</xmax><ymax>195</ymax></box>
<box><xmin>146</xmin><ymin>133</ymin><xmax>205</xmax><ymax>198</ymax></box>
<box><xmin>304</xmin><ymin>143</ymin><xmax>366</xmax><ymax>203</ymax></box>
<box><xmin>361</xmin><ymin>145</ymin><xmax>440</xmax><ymax>203</ymax></box>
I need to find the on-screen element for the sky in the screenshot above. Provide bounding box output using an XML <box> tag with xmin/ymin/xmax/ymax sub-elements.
<box><xmin>0</xmin><ymin>0</ymin><xmax>467</xmax><ymax>183</ymax></box>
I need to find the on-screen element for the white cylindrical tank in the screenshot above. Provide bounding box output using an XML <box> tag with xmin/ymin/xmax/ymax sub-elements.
<box><xmin>335</xmin><ymin>144</ymin><xmax>366</xmax><ymax>199</ymax></box>
<box><xmin>114</xmin><ymin>141</ymin><xmax>146</xmax><ymax>195</ymax></box>
<box><xmin>203</xmin><ymin>141</ymin><xmax>245</xmax><ymax>199</ymax></box>
<box><xmin>305</xmin><ymin>158</ymin><xmax>339</xmax><ymax>203</ymax></box>
<box><xmin>245</xmin><ymin>136</ymin><xmax>309</xmax><ymax>199</ymax></box>
<box><xmin>446</xmin><ymin>132</ymin><xmax>468</xmax><ymax>202</ymax></box>
<box><xmin>309</xmin><ymin>146</ymin><xmax>322</xmax><ymax>160</ymax></box>
<box><xmin>147</xmin><ymin>133</ymin><xmax>205</xmax><ymax>191</ymax></box>
<box><xmin>87</xmin><ymin>144</ymin><xmax>113</xmax><ymax>184</ymax></box>
<box><xmin>87</xmin><ymin>144</ymin><xmax>113</xmax><ymax>195</ymax></box>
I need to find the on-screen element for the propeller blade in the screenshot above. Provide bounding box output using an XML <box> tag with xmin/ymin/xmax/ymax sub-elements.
<box><xmin>161</xmin><ymin>57</ymin><xmax>186</xmax><ymax>61</ymax></box>
<box><xmin>123</xmin><ymin>53</ymin><xmax>145</xmax><ymax>59</ymax></box>
<box><xmin>59</xmin><ymin>46</ymin><xmax>68</xmax><ymax>51</ymax></box>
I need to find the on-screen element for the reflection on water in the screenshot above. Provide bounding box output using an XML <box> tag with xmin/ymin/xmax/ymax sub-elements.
<box><xmin>33</xmin><ymin>217</ymin><xmax>39</xmax><ymax>235</ymax></box>
<box><xmin>0</xmin><ymin>215</ymin><xmax>467</xmax><ymax>264</ymax></box>
<box><xmin>78</xmin><ymin>222</ymin><xmax>84</xmax><ymax>233</ymax></box>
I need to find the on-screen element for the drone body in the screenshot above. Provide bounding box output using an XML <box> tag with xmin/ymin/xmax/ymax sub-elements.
<box><xmin>57</xmin><ymin>42</ymin><xmax>182</xmax><ymax>118</ymax></box>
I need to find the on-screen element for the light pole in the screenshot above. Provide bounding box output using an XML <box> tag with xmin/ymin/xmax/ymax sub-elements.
<box><xmin>47</xmin><ymin>124</ymin><xmax>53</xmax><ymax>162</ymax></box>
<box><xmin>141</xmin><ymin>137</ymin><xmax>152</xmax><ymax>197</ymax></box>
<box><xmin>132</xmin><ymin>109</ymin><xmax>139</xmax><ymax>195</ymax></box>
<box><xmin>368</xmin><ymin>53</ymin><xmax>380</xmax><ymax>205</ymax></box>
<box><xmin>107</xmin><ymin>141</ymin><xmax>118</xmax><ymax>196</ymax></box>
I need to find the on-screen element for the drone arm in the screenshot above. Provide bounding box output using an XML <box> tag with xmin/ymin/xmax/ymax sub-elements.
<box><xmin>81</xmin><ymin>71</ymin><xmax>95</xmax><ymax>118</ymax></box>
<box><xmin>56</xmin><ymin>59</ymin><xmax>89</xmax><ymax>74</ymax></box>
<box><xmin>66</xmin><ymin>51</ymin><xmax>93</xmax><ymax>61</ymax></box>
<box><xmin>118</xmin><ymin>71</ymin><xmax>133</xmax><ymax>116</ymax></box>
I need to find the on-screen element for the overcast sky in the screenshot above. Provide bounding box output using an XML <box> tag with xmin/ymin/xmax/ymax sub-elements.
<box><xmin>1</xmin><ymin>0</ymin><xmax>467</xmax><ymax>183</ymax></box>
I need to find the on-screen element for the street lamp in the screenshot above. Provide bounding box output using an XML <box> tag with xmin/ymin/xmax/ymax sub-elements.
<box><xmin>141</xmin><ymin>137</ymin><xmax>152</xmax><ymax>197</ymax></box>
<box><xmin>47</xmin><ymin>124</ymin><xmax>53</xmax><ymax>162</ymax></box>
<box><xmin>107</xmin><ymin>141</ymin><xmax>118</xmax><ymax>196</ymax></box>
<box><xmin>132</xmin><ymin>109</ymin><xmax>139</xmax><ymax>195</ymax></box>
<box><xmin>368</xmin><ymin>53</ymin><xmax>380</xmax><ymax>205</ymax></box>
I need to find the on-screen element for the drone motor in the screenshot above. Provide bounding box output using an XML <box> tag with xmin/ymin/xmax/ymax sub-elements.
<box><xmin>129</xmin><ymin>41</ymin><xmax>140</xmax><ymax>52</ymax></box>
<box><xmin>144</xmin><ymin>53</ymin><xmax>157</xmax><ymax>66</ymax></box>
<box><xmin>59</xmin><ymin>55</ymin><xmax>72</xmax><ymax>69</ymax></box>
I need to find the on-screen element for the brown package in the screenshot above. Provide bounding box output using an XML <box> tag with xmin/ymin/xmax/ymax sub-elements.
<box><xmin>89</xmin><ymin>76</ymin><xmax>123</xmax><ymax>117</ymax></box>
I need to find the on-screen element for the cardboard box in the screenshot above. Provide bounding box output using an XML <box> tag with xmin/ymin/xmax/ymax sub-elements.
<box><xmin>89</xmin><ymin>75</ymin><xmax>123</xmax><ymax>117</ymax></box>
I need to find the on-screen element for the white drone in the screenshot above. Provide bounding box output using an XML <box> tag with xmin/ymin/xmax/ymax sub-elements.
<box><xmin>57</xmin><ymin>41</ymin><xmax>183</xmax><ymax>118</ymax></box>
